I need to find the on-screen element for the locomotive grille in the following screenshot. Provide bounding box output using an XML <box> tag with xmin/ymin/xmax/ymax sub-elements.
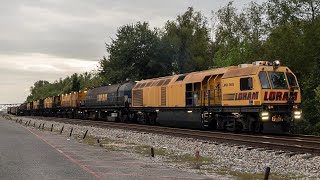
<box><xmin>133</xmin><ymin>89</ymin><xmax>143</xmax><ymax>106</ymax></box>
<box><xmin>161</xmin><ymin>87</ymin><xmax>166</xmax><ymax>106</ymax></box>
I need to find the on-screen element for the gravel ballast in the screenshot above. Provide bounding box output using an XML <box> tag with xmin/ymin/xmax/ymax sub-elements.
<box><xmin>7</xmin><ymin>115</ymin><xmax>320</xmax><ymax>179</ymax></box>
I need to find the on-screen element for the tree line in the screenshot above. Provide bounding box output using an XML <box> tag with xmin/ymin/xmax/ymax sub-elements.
<box><xmin>27</xmin><ymin>0</ymin><xmax>320</xmax><ymax>134</ymax></box>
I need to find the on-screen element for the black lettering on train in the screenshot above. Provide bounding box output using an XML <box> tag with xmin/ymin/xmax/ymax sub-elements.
<box><xmin>234</xmin><ymin>92</ymin><xmax>259</xmax><ymax>100</ymax></box>
<box><xmin>264</xmin><ymin>92</ymin><xmax>298</xmax><ymax>101</ymax></box>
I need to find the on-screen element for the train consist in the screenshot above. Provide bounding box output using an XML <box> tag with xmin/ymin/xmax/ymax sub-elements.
<box><xmin>8</xmin><ymin>61</ymin><xmax>302</xmax><ymax>134</ymax></box>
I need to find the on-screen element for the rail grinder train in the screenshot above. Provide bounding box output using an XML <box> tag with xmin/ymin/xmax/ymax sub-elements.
<box><xmin>9</xmin><ymin>61</ymin><xmax>302</xmax><ymax>134</ymax></box>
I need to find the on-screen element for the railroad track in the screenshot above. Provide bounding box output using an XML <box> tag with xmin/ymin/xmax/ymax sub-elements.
<box><xmin>14</xmin><ymin>115</ymin><xmax>320</xmax><ymax>155</ymax></box>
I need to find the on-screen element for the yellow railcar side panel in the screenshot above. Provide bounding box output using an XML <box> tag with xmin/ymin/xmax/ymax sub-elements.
<box><xmin>221</xmin><ymin>76</ymin><xmax>261</xmax><ymax>106</ymax></box>
<box><xmin>79</xmin><ymin>90</ymin><xmax>87</xmax><ymax>106</ymax></box>
<box><xmin>143</xmin><ymin>88</ymin><xmax>148</xmax><ymax>107</ymax></box>
<box><xmin>147</xmin><ymin>87</ymin><xmax>153</xmax><ymax>107</ymax></box>
<box><xmin>44</xmin><ymin>97</ymin><xmax>53</xmax><ymax>108</ymax></box>
<box><xmin>167</xmin><ymin>84</ymin><xmax>185</xmax><ymax>107</ymax></box>
<box><xmin>155</xmin><ymin>87</ymin><xmax>161</xmax><ymax>107</ymax></box>
<box><xmin>167</xmin><ymin>86</ymin><xmax>173</xmax><ymax>107</ymax></box>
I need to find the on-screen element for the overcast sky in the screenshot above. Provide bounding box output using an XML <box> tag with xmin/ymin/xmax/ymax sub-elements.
<box><xmin>0</xmin><ymin>0</ymin><xmax>266</xmax><ymax>104</ymax></box>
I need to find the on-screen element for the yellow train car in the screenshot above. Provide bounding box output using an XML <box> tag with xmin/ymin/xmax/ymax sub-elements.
<box><xmin>32</xmin><ymin>99</ymin><xmax>44</xmax><ymax>116</ymax></box>
<box><xmin>58</xmin><ymin>90</ymin><xmax>87</xmax><ymax>118</ymax></box>
<box><xmin>132</xmin><ymin>61</ymin><xmax>301</xmax><ymax>133</ymax></box>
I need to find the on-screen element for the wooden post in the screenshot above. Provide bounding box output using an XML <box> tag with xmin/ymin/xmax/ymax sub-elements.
<box><xmin>83</xmin><ymin>130</ymin><xmax>88</xmax><ymax>139</ymax></box>
<box><xmin>60</xmin><ymin>126</ymin><xmax>64</xmax><ymax>134</ymax></box>
<box><xmin>264</xmin><ymin>167</ymin><xmax>271</xmax><ymax>180</ymax></box>
<box><xmin>151</xmin><ymin>147</ymin><xmax>155</xmax><ymax>157</ymax></box>
<box><xmin>195</xmin><ymin>150</ymin><xmax>200</xmax><ymax>161</ymax></box>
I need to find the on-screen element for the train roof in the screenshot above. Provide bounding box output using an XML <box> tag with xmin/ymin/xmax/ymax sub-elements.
<box><xmin>133</xmin><ymin>60</ymin><xmax>290</xmax><ymax>88</ymax></box>
<box><xmin>133</xmin><ymin>66</ymin><xmax>236</xmax><ymax>88</ymax></box>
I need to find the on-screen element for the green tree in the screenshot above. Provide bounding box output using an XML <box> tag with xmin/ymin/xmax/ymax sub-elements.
<box><xmin>99</xmin><ymin>22</ymin><xmax>173</xmax><ymax>84</ymax></box>
<box><xmin>213</xmin><ymin>2</ymin><xmax>267</xmax><ymax>67</ymax></box>
<box><xmin>70</xmin><ymin>73</ymin><xmax>81</xmax><ymax>92</ymax></box>
<box><xmin>163</xmin><ymin>7</ymin><xmax>213</xmax><ymax>73</ymax></box>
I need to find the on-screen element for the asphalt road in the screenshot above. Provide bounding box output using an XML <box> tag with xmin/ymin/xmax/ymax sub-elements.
<box><xmin>0</xmin><ymin>117</ymin><xmax>96</xmax><ymax>180</ymax></box>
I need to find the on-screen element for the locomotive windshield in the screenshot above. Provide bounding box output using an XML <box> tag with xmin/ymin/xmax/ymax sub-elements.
<box><xmin>268</xmin><ymin>72</ymin><xmax>288</xmax><ymax>89</ymax></box>
<box><xmin>259</xmin><ymin>71</ymin><xmax>270</xmax><ymax>89</ymax></box>
<box><xmin>286</xmin><ymin>72</ymin><xmax>298</xmax><ymax>87</ymax></box>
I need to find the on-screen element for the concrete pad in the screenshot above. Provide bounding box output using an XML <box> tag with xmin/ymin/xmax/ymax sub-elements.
<box><xmin>0</xmin><ymin>117</ymin><xmax>97</xmax><ymax>180</ymax></box>
<box><xmin>1</xmin><ymin>117</ymin><xmax>215</xmax><ymax>179</ymax></box>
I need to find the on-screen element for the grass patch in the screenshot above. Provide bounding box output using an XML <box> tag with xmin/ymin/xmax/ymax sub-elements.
<box><xmin>132</xmin><ymin>145</ymin><xmax>172</xmax><ymax>157</ymax></box>
<box><xmin>81</xmin><ymin>135</ymin><xmax>98</xmax><ymax>145</ymax></box>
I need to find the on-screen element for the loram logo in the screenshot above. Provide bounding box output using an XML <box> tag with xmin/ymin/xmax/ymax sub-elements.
<box><xmin>264</xmin><ymin>91</ymin><xmax>298</xmax><ymax>101</ymax></box>
<box><xmin>234</xmin><ymin>92</ymin><xmax>259</xmax><ymax>100</ymax></box>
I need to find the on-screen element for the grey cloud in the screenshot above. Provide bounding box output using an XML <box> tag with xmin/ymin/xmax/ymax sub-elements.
<box><xmin>0</xmin><ymin>0</ymin><xmax>265</xmax><ymax>60</ymax></box>
<box><xmin>0</xmin><ymin>0</ymin><xmax>266</xmax><ymax>104</ymax></box>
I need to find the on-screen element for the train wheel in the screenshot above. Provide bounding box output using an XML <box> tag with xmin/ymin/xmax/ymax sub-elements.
<box><xmin>149</xmin><ymin>113</ymin><xmax>156</xmax><ymax>125</ymax></box>
<box><xmin>137</xmin><ymin>113</ymin><xmax>147</xmax><ymax>125</ymax></box>
<box><xmin>119</xmin><ymin>111</ymin><xmax>128</xmax><ymax>123</ymax></box>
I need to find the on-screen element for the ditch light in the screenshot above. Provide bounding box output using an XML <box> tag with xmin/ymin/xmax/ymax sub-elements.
<box><xmin>294</xmin><ymin>111</ymin><xmax>302</xmax><ymax>119</ymax></box>
<box><xmin>261</xmin><ymin>111</ymin><xmax>269</xmax><ymax>121</ymax></box>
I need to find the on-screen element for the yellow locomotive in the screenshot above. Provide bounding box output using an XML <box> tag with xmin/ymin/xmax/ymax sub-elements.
<box><xmin>17</xmin><ymin>60</ymin><xmax>301</xmax><ymax>134</ymax></box>
<box><xmin>132</xmin><ymin>60</ymin><xmax>301</xmax><ymax>133</ymax></box>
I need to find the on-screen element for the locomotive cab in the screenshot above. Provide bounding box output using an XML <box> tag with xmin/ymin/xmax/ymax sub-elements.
<box><xmin>220</xmin><ymin>61</ymin><xmax>302</xmax><ymax>133</ymax></box>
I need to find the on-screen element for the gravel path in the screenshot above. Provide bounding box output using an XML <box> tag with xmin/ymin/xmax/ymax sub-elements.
<box><xmin>7</xmin><ymin>115</ymin><xmax>320</xmax><ymax>179</ymax></box>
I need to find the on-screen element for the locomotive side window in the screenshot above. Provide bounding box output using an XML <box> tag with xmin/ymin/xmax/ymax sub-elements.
<box><xmin>286</xmin><ymin>72</ymin><xmax>298</xmax><ymax>87</ymax></box>
<box><xmin>176</xmin><ymin>75</ymin><xmax>187</xmax><ymax>81</ymax></box>
<box><xmin>240</xmin><ymin>77</ymin><xmax>253</xmax><ymax>91</ymax></box>
<box><xmin>259</xmin><ymin>71</ymin><xmax>270</xmax><ymax>89</ymax></box>
<box><xmin>268</xmin><ymin>72</ymin><xmax>288</xmax><ymax>89</ymax></box>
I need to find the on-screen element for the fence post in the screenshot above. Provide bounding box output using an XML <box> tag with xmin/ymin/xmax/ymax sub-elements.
<box><xmin>51</xmin><ymin>124</ymin><xmax>53</xmax><ymax>132</ymax></box>
<box><xmin>60</xmin><ymin>126</ymin><xmax>64</xmax><ymax>134</ymax></box>
<box><xmin>264</xmin><ymin>167</ymin><xmax>271</xmax><ymax>180</ymax></box>
<box><xmin>151</xmin><ymin>147</ymin><xmax>155</xmax><ymax>157</ymax></box>
<box><xmin>195</xmin><ymin>150</ymin><xmax>200</xmax><ymax>161</ymax></box>
<box><xmin>83</xmin><ymin>130</ymin><xmax>88</xmax><ymax>139</ymax></box>
<box><xmin>69</xmin><ymin>128</ymin><xmax>73</xmax><ymax>137</ymax></box>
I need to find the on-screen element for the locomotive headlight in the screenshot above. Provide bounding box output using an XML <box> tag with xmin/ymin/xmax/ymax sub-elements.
<box><xmin>261</xmin><ymin>112</ymin><xmax>269</xmax><ymax>121</ymax></box>
<box><xmin>273</xmin><ymin>60</ymin><xmax>280</xmax><ymax>66</ymax></box>
<box><xmin>294</xmin><ymin>111</ymin><xmax>301</xmax><ymax>119</ymax></box>
<box><xmin>294</xmin><ymin>111</ymin><xmax>301</xmax><ymax>115</ymax></box>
